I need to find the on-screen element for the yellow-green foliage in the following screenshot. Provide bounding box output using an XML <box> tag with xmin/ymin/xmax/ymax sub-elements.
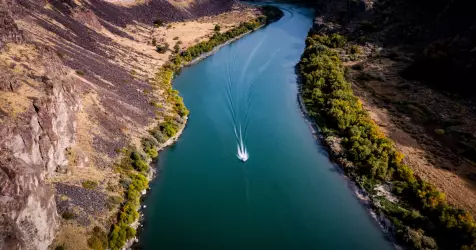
<box><xmin>82</xmin><ymin>180</ymin><xmax>98</xmax><ymax>189</ymax></box>
<box><xmin>87</xmin><ymin>226</ymin><xmax>108</xmax><ymax>250</ymax></box>
<box><xmin>108</xmin><ymin>150</ymin><xmax>149</xmax><ymax>250</ymax></box>
<box><xmin>299</xmin><ymin>33</ymin><xmax>476</xmax><ymax>249</ymax></box>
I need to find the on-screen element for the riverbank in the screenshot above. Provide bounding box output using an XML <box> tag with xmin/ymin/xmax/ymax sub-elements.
<box><xmin>297</xmin><ymin>31</ymin><xmax>476</xmax><ymax>249</ymax></box>
<box><xmin>296</xmin><ymin>71</ymin><xmax>398</xmax><ymax>247</ymax></box>
<box><xmin>116</xmin><ymin>6</ymin><xmax>284</xmax><ymax>250</ymax></box>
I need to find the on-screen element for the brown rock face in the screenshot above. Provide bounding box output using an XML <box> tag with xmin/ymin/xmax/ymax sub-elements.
<box><xmin>0</xmin><ymin>46</ymin><xmax>79</xmax><ymax>249</ymax></box>
<box><xmin>0</xmin><ymin>10</ymin><xmax>23</xmax><ymax>49</ymax></box>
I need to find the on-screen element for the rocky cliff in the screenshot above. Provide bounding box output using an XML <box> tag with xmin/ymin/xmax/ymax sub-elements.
<box><xmin>0</xmin><ymin>6</ymin><xmax>81</xmax><ymax>247</ymax></box>
<box><xmin>0</xmin><ymin>37</ymin><xmax>79</xmax><ymax>250</ymax></box>
<box><xmin>0</xmin><ymin>0</ymin><xmax>247</xmax><ymax>249</ymax></box>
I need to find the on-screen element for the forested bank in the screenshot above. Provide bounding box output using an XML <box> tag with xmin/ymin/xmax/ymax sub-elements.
<box><xmin>298</xmin><ymin>33</ymin><xmax>476</xmax><ymax>250</ymax></box>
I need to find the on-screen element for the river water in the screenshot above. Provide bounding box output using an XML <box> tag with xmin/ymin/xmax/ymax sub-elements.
<box><xmin>139</xmin><ymin>4</ymin><xmax>393</xmax><ymax>250</ymax></box>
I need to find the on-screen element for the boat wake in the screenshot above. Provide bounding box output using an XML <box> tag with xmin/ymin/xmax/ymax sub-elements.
<box><xmin>235</xmin><ymin>125</ymin><xmax>249</xmax><ymax>162</ymax></box>
<box><xmin>224</xmin><ymin>35</ymin><xmax>280</xmax><ymax>163</ymax></box>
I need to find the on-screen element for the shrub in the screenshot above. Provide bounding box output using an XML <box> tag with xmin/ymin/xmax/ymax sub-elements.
<box><xmin>174</xmin><ymin>43</ymin><xmax>180</xmax><ymax>53</ymax></box>
<box><xmin>142</xmin><ymin>137</ymin><xmax>159</xmax><ymax>158</ymax></box>
<box><xmin>62</xmin><ymin>211</ymin><xmax>75</xmax><ymax>220</ymax></box>
<box><xmin>75</xmin><ymin>70</ymin><xmax>85</xmax><ymax>76</ymax></box>
<box><xmin>400</xmin><ymin>227</ymin><xmax>437</xmax><ymax>250</ymax></box>
<box><xmin>87</xmin><ymin>226</ymin><xmax>108</xmax><ymax>250</ymax></box>
<box><xmin>55</xmin><ymin>246</ymin><xmax>65</xmax><ymax>250</ymax></box>
<box><xmin>352</xmin><ymin>63</ymin><xmax>364</xmax><ymax>70</ymax></box>
<box><xmin>151</xmin><ymin>38</ymin><xmax>157</xmax><ymax>46</ymax></box>
<box><xmin>107</xmin><ymin>195</ymin><xmax>123</xmax><ymax>210</ymax></box>
<box><xmin>82</xmin><ymin>180</ymin><xmax>98</xmax><ymax>189</ymax></box>
<box><xmin>108</xmin><ymin>223</ymin><xmax>134</xmax><ymax>250</ymax></box>
<box><xmin>349</xmin><ymin>45</ymin><xmax>361</xmax><ymax>54</ymax></box>
<box><xmin>132</xmin><ymin>159</ymin><xmax>149</xmax><ymax>173</ymax></box>
<box><xmin>145</xmin><ymin>147</ymin><xmax>158</xmax><ymax>159</ymax></box>
<box><xmin>173</xmin><ymin>36</ymin><xmax>179</xmax><ymax>40</ymax></box>
<box><xmin>151</xmin><ymin>129</ymin><xmax>168</xmax><ymax>144</ymax></box>
<box><xmin>434</xmin><ymin>129</ymin><xmax>445</xmax><ymax>135</ymax></box>
<box><xmin>160</xmin><ymin>121</ymin><xmax>177</xmax><ymax>137</ymax></box>
<box><xmin>130</xmin><ymin>151</ymin><xmax>141</xmax><ymax>161</ymax></box>
<box><xmin>214</xmin><ymin>24</ymin><xmax>221</xmax><ymax>32</ymax></box>
<box><xmin>156</xmin><ymin>43</ymin><xmax>169</xmax><ymax>53</ymax></box>
<box><xmin>153</xmin><ymin>19</ymin><xmax>163</xmax><ymax>27</ymax></box>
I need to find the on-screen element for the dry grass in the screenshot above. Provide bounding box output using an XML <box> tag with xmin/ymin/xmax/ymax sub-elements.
<box><xmin>346</xmin><ymin>50</ymin><xmax>476</xmax><ymax>215</ymax></box>
<box><xmin>50</xmin><ymin>222</ymin><xmax>89</xmax><ymax>250</ymax></box>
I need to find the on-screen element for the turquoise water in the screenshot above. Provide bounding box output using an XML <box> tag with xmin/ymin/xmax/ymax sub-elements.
<box><xmin>139</xmin><ymin>4</ymin><xmax>393</xmax><ymax>250</ymax></box>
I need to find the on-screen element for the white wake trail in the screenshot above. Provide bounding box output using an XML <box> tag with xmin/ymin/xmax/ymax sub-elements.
<box><xmin>236</xmin><ymin>125</ymin><xmax>249</xmax><ymax>162</ymax></box>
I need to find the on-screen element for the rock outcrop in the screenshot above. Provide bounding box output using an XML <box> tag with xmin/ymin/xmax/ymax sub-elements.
<box><xmin>0</xmin><ymin>9</ymin><xmax>23</xmax><ymax>49</ymax></box>
<box><xmin>0</xmin><ymin>10</ymin><xmax>79</xmax><ymax>247</ymax></box>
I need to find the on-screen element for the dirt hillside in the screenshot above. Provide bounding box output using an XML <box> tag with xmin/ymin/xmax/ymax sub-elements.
<box><xmin>0</xmin><ymin>0</ymin><xmax>261</xmax><ymax>249</ymax></box>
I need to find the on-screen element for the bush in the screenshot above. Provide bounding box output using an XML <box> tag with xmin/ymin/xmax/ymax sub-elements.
<box><xmin>75</xmin><ymin>70</ymin><xmax>85</xmax><ymax>76</ymax></box>
<box><xmin>151</xmin><ymin>129</ymin><xmax>168</xmax><ymax>144</ymax></box>
<box><xmin>55</xmin><ymin>246</ymin><xmax>65</xmax><ymax>250</ymax></box>
<box><xmin>160</xmin><ymin>121</ymin><xmax>177</xmax><ymax>137</ymax></box>
<box><xmin>107</xmin><ymin>195</ymin><xmax>123</xmax><ymax>210</ymax></box>
<box><xmin>108</xmin><ymin>223</ymin><xmax>135</xmax><ymax>250</ymax></box>
<box><xmin>145</xmin><ymin>147</ymin><xmax>158</xmax><ymax>159</ymax></box>
<box><xmin>151</xmin><ymin>38</ymin><xmax>157</xmax><ymax>46</ymax></box>
<box><xmin>82</xmin><ymin>180</ymin><xmax>98</xmax><ymax>189</ymax></box>
<box><xmin>352</xmin><ymin>63</ymin><xmax>364</xmax><ymax>70</ymax></box>
<box><xmin>434</xmin><ymin>128</ymin><xmax>445</xmax><ymax>135</ymax></box>
<box><xmin>142</xmin><ymin>137</ymin><xmax>159</xmax><ymax>158</ymax></box>
<box><xmin>132</xmin><ymin>159</ymin><xmax>149</xmax><ymax>173</ymax></box>
<box><xmin>153</xmin><ymin>19</ymin><xmax>163</xmax><ymax>27</ymax></box>
<box><xmin>214</xmin><ymin>24</ymin><xmax>221</xmax><ymax>32</ymax></box>
<box><xmin>400</xmin><ymin>227</ymin><xmax>437</xmax><ymax>250</ymax></box>
<box><xmin>62</xmin><ymin>211</ymin><xmax>75</xmax><ymax>220</ymax></box>
<box><xmin>156</xmin><ymin>43</ymin><xmax>169</xmax><ymax>53</ymax></box>
<box><xmin>349</xmin><ymin>45</ymin><xmax>362</xmax><ymax>54</ymax></box>
<box><xmin>174</xmin><ymin>43</ymin><xmax>180</xmax><ymax>53</ymax></box>
<box><xmin>87</xmin><ymin>226</ymin><xmax>108</xmax><ymax>250</ymax></box>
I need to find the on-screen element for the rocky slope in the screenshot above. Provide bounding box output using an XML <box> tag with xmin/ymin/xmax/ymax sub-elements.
<box><xmin>0</xmin><ymin>0</ymin><xmax>260</xmax><ymax>249</ymax></box>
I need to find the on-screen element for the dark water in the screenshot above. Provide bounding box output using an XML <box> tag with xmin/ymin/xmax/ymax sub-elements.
<box><xmin>140</xmin><ymin>4</ymin><xmax>393</xmax><ymax>250</ymax></box>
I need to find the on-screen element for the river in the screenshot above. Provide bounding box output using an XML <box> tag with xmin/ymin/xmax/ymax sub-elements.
<box><xmin>139</xmin><ymin>4</ymin><xmax>393</xmax><ymax>250</ymax></box>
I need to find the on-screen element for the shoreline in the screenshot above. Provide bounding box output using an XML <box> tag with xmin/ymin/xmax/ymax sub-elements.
<box><xmin>294</xmin><ymin>69</ymin><xmax>399</xmax><ymax>248</ymax></box>
<box><xmin>185</xmin><ymin>29</ymin><xmax>257</xmax><ymax>66</ymax></box>
<box><xmin>123</xmin><ymin>117</ymin><xmax>188</xmax><ymax>249</ymax></box>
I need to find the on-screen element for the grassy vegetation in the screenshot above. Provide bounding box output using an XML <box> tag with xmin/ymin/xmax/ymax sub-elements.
<box><xmin>299</xmin><ymin>33</ymin><xmax>476</xmax><ymax>249</ymax></box>
<box><xmin>62</xmin><ymin>211</ymin><xmax>76</xmax><ymax>220</ymax></box>
<box><xmin>108</xmin><ymin>148</ymin><xmax>150</xmax><ymax>250</ymax></box>
<box><xmin>82</xmin><ymin>180</ymin><xmax>98</xmax><ymax>190</ymax></box>
<box><xmin>156</xmin><ymin>43</ymin><xmax>169</xmax><ymax>53</ymax></box>
<box><xmin>87</xmin><ymin>226</ymin><xmax>108</xmax><ymax>250</ymax></box>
